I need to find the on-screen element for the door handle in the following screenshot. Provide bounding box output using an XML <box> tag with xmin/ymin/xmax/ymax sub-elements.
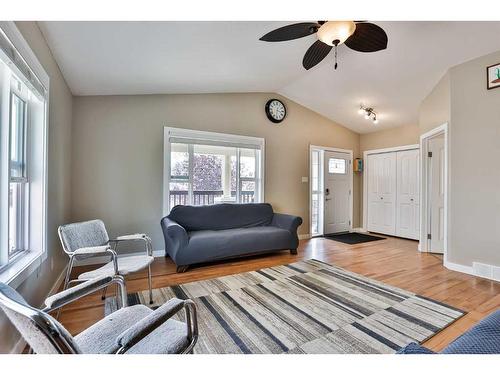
<box><xmin>325</xmin><ymin>198</ymin><xmax>332</xmax><ymax>201</ymax></box>
<box><xmin>380</xmin><ymin>197</ymin><xmax>384</xmax><ymax>200</ymax></box>
<box><xmin>410</xmin><ymin>198</ymin><xmax>414</xmax><ymax>202</ymax></box>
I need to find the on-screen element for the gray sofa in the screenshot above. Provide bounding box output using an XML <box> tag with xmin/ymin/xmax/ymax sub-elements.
<box><xmin>161</xmin><ymin>203</ymin><xmax>302</xmax><ymax>272</ymax></box>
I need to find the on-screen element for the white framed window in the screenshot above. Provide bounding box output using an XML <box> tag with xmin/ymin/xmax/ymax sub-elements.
<box><xmin>328</xmin><ymin>157</ymin><xmax>347</xmax><ymax>174</ymax></box>
<box><xmin>164</xmin><ymin>127</ymin><xmax>265</xmax><ymax>213</ymax></box>
<box><xmin>0</xmin><ymin>22</ymin><xmax>49</xmax><ymax>286</ymax></box>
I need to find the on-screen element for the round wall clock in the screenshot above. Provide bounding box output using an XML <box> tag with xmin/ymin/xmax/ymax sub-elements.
<box><xmin>265</xmin><ymin>99</ymin><xmax>286</xmax><ymax>123</ymax></box>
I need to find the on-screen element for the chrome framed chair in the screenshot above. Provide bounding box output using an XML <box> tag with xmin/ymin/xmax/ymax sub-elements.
<box><xmin>57</xmin><ymin>220</ymin><xmax>155</xmax><ymax>313</ymax></box>
<box><xmin>0</xmin><ymin>275</ymin><xmax>198</xmax><ymax>354</ymax></box>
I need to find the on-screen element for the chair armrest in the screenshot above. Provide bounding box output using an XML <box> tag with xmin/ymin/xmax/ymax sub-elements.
<box><xmin>73</xmin><ymin>245</ymin><xmax>112</xmax><ymax>256</ymax></box>
<box><xmin>116</xmin><ymin>298</ymin><xmax>197</xmax><ymax>353</ymax></box>
<box><xmin>112</xmin><ymin>233</ymin><xmax>148</xmax><ymax>241</ymax></box>
<box><xmin>271</xmin><ymin>213</ymin><xmax>303</xmax><ymax>233</ymax></box>
<box><xmin>109</xmin><ymin>234</ymin><xmax>153</xmax><ymax>256</ymax></box>
<box><xmin>43</xmin><ymin>275</ymin><xmax>126</xmax><ymax>312</ymax></box>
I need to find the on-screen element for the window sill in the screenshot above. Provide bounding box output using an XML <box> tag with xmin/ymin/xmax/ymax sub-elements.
<box><xmin>0</xmin><ymin>250</ymin><xmax>45</xmax><ymax>288</ymax></box>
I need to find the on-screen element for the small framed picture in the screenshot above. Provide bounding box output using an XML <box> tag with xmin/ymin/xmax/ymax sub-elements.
<box><xmin>487</xmin><ymin>62</ymin><xmax>500</xmax><ymax>90</ymax></box>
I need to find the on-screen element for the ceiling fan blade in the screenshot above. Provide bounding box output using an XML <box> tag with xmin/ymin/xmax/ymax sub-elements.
<box><xmin>345</xmin><ymin>22</ymin><xmax>388</xmax><ymax>52</ymax></box>
<box><xmin>302</xmin><ymin>40</ymin><xmax>333</xmax><ymax>70</ymax></box>
<box><xmin>260</xmin><ymin>22</ymin><xmax>319</xmax><ymax>42</ymax></box>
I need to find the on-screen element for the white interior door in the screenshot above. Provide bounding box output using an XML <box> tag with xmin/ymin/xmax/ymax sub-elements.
<box><xmin>323</xmin><ymin>151</ymin><xmax>351</xmax><ymax>234</ymax></box>
<box><xmin>396</xmin><ymin>149</ymin><xmax>420</xmax><ymax>239</ymax></box>
<box><xmin>367</xmin><ymin>152</ymin><xmax>397</xmax><ymax>235</ymax></box>
<box><xmin>428</xmin><ymin>135</ymin><xmax>445</xmax><ymax>253</ymax></box>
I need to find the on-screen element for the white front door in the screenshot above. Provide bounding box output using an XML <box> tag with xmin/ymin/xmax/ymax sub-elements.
<box><xmin>428</xmin><ymin>135</ymin><xmax>445</xmax><ymax>253</ymax></box>
<box><xmin>367</xmin><ymin>152</ymin><xmax>397</xmax><ymax>235</ymax></box>
<box><xmin>396</xmin><ymin>149</ymin><xmax>420</xmax><ymax>239</ymax></box>
<box><xmin>323</xmin><ymin>151</ymin><xmax>351</xmax><ymax>234</ymax></box>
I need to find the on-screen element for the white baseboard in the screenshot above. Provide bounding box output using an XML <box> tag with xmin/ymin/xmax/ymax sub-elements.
<box><xmin>351</xmin><ymin>227</ymin><xmax>368</xmax><ymax>233</ymax></box>
<box><xmin>298</xmin><ymin>233</ymin><xmax>311</xmax><ymax>240</ymax></box>
<box><xmin>444</xmin><ymin>260</ymin><xmax>474</xmax><ymax>276</ymax></box>
<box><xmin>10</xmin><ymin>262</ymin><xmax>68</xmax><ymax>353</ymax></box>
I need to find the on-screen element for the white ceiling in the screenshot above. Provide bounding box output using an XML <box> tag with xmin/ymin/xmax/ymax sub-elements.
<box><xmin>39</xmin><ymin>21</ymin><xmax>500</xmax><ymax>133</ymax></box>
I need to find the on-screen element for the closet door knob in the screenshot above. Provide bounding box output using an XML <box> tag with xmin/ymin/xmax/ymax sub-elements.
<box><xmin>410</xmin><ymin>198</ymin><xmax>414</xmax><ymax>201</ymax></box>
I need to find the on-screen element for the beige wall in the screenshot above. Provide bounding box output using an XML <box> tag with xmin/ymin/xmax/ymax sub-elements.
<box><xmin>0</xmin><ymin>22</ymin><xmax>73</xmax><ymax>353</ymax></box>
<box><xmin>360</xmin><ymin>125</ymin><xmax>420</xmax><ymax>152</ymax></box>
<box><xmin>71</xmin><ymin>93</ymin><xmax>361</xmax><ymax>249</ymax></box>
<box><xmin>447</xmin><ymin>50</ymin><xmax>500</xmax><ymax>267</ymax></box>
<box><xmin>419</xmin><ymin>72</ymin><xmax>450</xmax><ymax>134</ymax></box>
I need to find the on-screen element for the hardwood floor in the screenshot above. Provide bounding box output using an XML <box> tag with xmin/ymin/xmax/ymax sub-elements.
<box><xmin>58</xmin><ymin>236</ymin><xmax>500</xmax><ymax>351</ymax></box>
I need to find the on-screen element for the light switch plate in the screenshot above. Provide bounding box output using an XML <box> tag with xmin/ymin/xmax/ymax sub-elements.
<box><xmin>301</xmin><ymin>177</ymin><xmax>308</xmax><ymax>183</ymax></box>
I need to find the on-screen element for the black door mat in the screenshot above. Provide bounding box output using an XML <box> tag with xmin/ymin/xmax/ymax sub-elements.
<box><xmin>323</xmin><ymin>232</ymin><xmax>385</xmax><ymax>245</ymax></box>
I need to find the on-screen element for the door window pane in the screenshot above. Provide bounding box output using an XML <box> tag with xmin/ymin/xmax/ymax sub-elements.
<box><xmin>328</xmin><ymin>158</ymin><xmax>346</xmax><ymax>174</ymax></box>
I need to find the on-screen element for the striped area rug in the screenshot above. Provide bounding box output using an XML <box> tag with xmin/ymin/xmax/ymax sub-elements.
<box><xmin>105</xmin><ymin>259</ymin><xmax>465</xmax><ymax>354</ymax></box>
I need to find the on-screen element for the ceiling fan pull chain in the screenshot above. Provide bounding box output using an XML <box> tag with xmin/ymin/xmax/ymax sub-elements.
<box><xmin>334</xmin><ymin>44</ymin><xmax>338</xmax><ymax>70</ymax></box>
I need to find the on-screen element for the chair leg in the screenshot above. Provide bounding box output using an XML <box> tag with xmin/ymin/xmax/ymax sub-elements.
<box><xmin>147</xmin><ymin>264</ymin><xmax>153</xmax><ymax>304</ymax></box>
<box><xmin>290</xmin><ymin>248</ymin><xmax>298</xmax><ymax>255</ymax></box>
<box><xmin>56</xmin><ymin>256</ymin><xmax>74</xmax><ymax>319</ymax></box>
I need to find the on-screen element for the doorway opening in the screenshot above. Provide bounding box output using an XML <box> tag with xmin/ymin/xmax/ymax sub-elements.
<box><xmin>309</xmin><ymin>145</ymin><xmax>353</xmax><ymax>237</ymax></box>
<box><xmin>420</xmin><ymin>123</ymin><xmax>448</xmax><ymax>261</ymax></box>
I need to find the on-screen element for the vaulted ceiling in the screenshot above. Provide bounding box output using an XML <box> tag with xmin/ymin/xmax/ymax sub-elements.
<box><xmin>39</xmin><ymin>21</ymin><xmax>500</xmax><ymax>133</ymax></box>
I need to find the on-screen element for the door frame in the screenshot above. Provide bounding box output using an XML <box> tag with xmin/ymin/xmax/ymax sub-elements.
<box><xmin>419</xmin><ymin>123</ymin><xmax>449</xmax><ymax>262</ymax></box>
<box><xmin>362</xmin><ymin>144</ymin><xmax>420</xmax><ymax>231</ymax></box>
<box><xmin>309</xmin><ymin>145</ymin><xmax>353</xmax><ymax>236</ymax></box>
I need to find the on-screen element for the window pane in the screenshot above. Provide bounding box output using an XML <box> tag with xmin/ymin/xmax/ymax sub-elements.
<box><xmin>193</xmin><ymin>144</ymin><xmax>235</xmax><ymax>205</ymax></box>
<box><xmin>10</xmin><ymin>94</ymin><xmax>26</xmax><ymax>179</ymax></box>
<box><xmin>312</xmin><ymin>150</ymin><xmax>320</xmax><ymax>191</ymax></box>
<box><xmin>8</xmin><ymin>182</ymin><xmax>25</xmax><ymax>257</ymax></box>
<box><xmin>239</xmin><ymin>149</ymin><xmax>256</xmax><ymax>178</ymax></box>
<box><xmin>328</xmin><ymin>158</ymin><xmax>346</xmax><ymax>174</ymax></box>
<box><xmin>170</xmin><ymin>143</ymin><xmax>189</xmax><ymax>179</ymax></box>
<box><xmin>169</xmin><ymin>182</ymin><xmax>188</xmax><ymax>207</ymax></box>
<box><xmin>240</xmin><ymin>180</ymin><xmax>255</xmax><ymax>203</ymax></box>
<box><xmin>311</xmin><ymin>193</ymin><xmax>319</xmax><ymax>235</ymax></box>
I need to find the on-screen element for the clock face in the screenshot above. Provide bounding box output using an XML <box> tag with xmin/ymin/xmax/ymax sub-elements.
<box><xmin>265</xmin><ymin>99</ymin><xmax>286</xmax><ymax>123</ymax></box>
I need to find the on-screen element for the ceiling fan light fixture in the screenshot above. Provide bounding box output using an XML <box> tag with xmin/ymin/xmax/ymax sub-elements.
<box><xmin>317</xmin><ymin>21</ymin><xmax>356</xmax><ymax>46</ymax></box>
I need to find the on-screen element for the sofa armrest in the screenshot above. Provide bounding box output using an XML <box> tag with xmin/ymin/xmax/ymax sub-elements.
<box><xmin>271</xmin><ymin>213</ymin><xmax>303</xmax><ymax>234</ymax></box>
<box><xmin>161</xmin><ymin>217</ymin><xmax>189</xmax><ymax>260</ymax></box>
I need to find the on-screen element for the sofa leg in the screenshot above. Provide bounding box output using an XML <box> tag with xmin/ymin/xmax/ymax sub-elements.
<box><xmin>290</xmin><ymin>249</ymin><xmax>298</xmax><ymax>255</ymax></box>
<box><xmin>176</xmin><ymin>265</ymin><xmax>189</xmax><ymax>273</ymax></box>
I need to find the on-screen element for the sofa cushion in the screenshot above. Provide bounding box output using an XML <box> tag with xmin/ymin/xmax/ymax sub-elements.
<box><xmin>441</xmin><ymin>310</ymin><xmax>500</xmax><ymax>354</ymax></box>
<box><xmin>175</xmin><ymin>226</ymin><xmax>292</xmax><ymax>265</ymax></box>
<box><xmin>396</xmin><ymin>342</ymin><xmax>435</xmax><ymax>354</ymax></box>
<box><xmin>168</xmin><ymin>203</ymin><xmax>274</xmax><ymax>231</ymax></box>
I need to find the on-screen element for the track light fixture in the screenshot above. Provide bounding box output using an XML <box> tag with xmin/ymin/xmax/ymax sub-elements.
<box><xmin>358</xmin><ymin>105</ymin><xmax>379</xmax><ymax>124</ymax></box>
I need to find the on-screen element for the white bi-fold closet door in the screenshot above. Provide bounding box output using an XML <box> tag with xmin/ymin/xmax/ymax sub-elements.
<box><xmin>367</xmin><ymin>152</ymin><xmax>397</xmax><ymax>235</ymax></box>
<box><xmin>367</xmin><ymin>148</ymin><xmax>420</xmax><ymax>240</ymax></box>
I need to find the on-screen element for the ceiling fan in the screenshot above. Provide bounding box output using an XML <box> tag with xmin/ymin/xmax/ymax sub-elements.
<box><xmin>259</xmin><ymin>21</ymin><xmax>388</xmax><ymax>70</ymax></box>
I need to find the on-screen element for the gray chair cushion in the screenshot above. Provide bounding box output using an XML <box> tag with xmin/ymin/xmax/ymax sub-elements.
<box><xmin>75</xmin><ymin>304</ymin><xmax>189</xmax><ymax>354</ymax></box>
<box><xmin>168</xmin><ymin>203</ymin><xmax>274</xmax><ymax>231</ymax></box>
<box><xmin>77</xmin><ymin>255</ymin><xmax>154</xmax><ymax>280</ymax></box>
<box><xmin>175</xmin><ymin>226</ymin><xmax>293</xmax><ymax>265</ymax></box>
<box><xmin>59</xmin><ymin>220</ymin><xmax>109</xmax><ymax>253</ymax></box>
